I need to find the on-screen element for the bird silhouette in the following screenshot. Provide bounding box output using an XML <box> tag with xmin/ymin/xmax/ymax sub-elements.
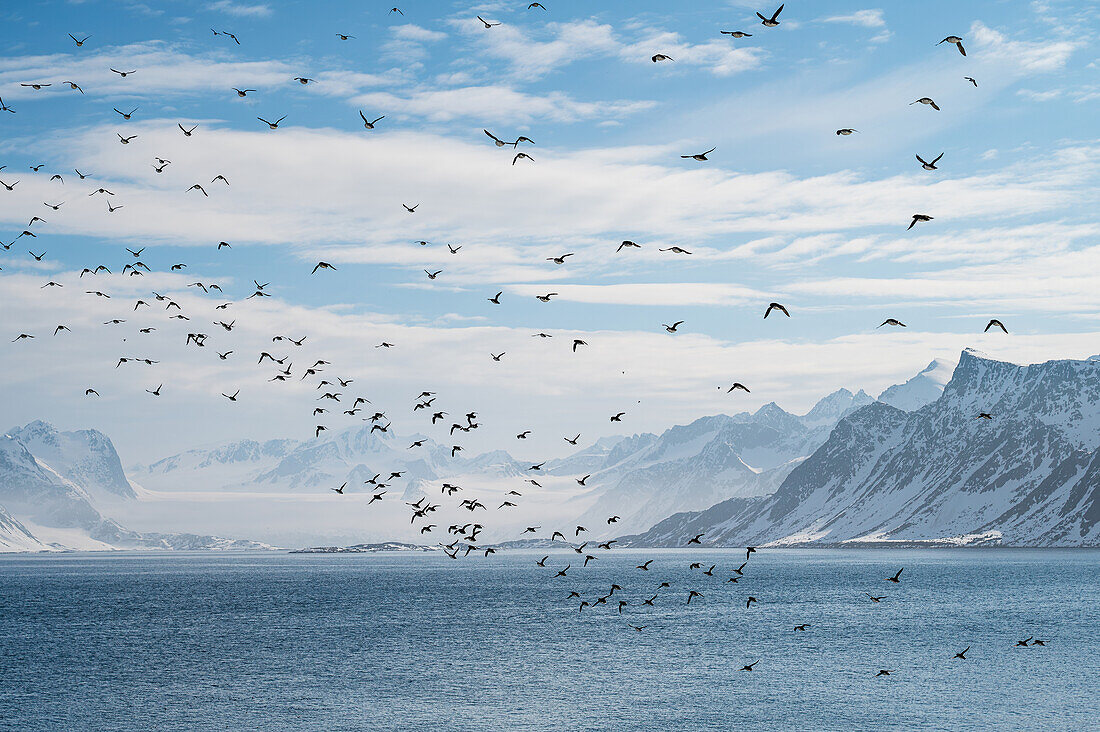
<box><xmin>757</xmin><ymin>4</ymin><xmax>783</xmax><ymax>26</ymax></box>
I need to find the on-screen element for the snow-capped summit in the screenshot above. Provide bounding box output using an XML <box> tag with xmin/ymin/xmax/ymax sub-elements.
<box><xmin>877</xmin><ymin>358</ymin><xmax>956</xmax><ymax>412</ymax></box>
<box><xmin>7</xmin><ymin>420</ymin><xmax>134</xmax><ymax>500</ymax></box>
<box><xmin>800</xmin><ymin>388</ymin><xmax>875</xmax><ymax>428</ymax></box>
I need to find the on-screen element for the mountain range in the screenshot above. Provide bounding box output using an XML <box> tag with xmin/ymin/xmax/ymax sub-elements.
<box><xmin>621</xmin><ymin>350</ymin><xmax>1100</xmax><ymax>547</ymax></box>
<box><xmin>0</xmin><ymin>421</ymin><xmax>270</xmax><ymax>552</ymax></box>
<box><xmin>8</xmin><ymin>350</ymin><xmax>1096</xmax><ymax>550</ymax></box>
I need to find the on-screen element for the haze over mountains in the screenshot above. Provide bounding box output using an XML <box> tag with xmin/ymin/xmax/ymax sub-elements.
<box><xmin>4</xmin><ymin>351</ymin><xmax>1099</xmax><ymax>550</ymax></box>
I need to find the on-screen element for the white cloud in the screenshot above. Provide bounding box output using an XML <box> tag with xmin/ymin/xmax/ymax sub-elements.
<box><xmin>455</xmin><ymin>18</ymin><xmax>620</xmax><ymax>79</ymax></box>
<box><xmin>2</xmin><ymin>124</ymin><xmax>1096</xmax><ymax>286</ymax></box>
<box><xmin>618</xmin><ymin>30</ymin><xmax>766</xmax><ymax>76</ymax></box>
<box><xmin>206</xmin><ymin>1</ymin><xmax>272</xmax><ymax>18</ymax></box>
<box><xmin>0</xmin><ymin>42</ymin><xmax>298</xmax><ymax>99</ymax></box>
<box><xmin>822</xmin><ymin>9</ymin><xmax>886</xmax><ymax>28</ymax></box>
<box><xmin>970</xmin><ymin>20</ymin><xmax>1079</xmax><ymax>72</ymax></box>
<box><xmin>392</xmin><ymin>24</ymin><xmax>447</xmax><ymax>42</ymax></box>
<box><xmin>350</xmin><ymin>85</ymin><xmax>654</xmax><ymax>123</ymax></box>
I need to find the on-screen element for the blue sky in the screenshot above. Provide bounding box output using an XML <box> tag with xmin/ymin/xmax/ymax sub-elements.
<box><xmin>1</xmin><ymin>0</ymin><xmax>1098</xmax><ymax>462</ymax></box>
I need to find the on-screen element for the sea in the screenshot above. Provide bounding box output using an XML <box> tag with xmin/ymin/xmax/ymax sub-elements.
<box><xmin>1</xmin><ymin>548</ymin><xmax>1098</xmax><ymax>731</ymax></box>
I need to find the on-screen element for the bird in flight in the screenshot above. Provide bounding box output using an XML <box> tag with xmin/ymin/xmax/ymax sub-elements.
<box><xmin>727</xmin><ymin>383</ymin><xmax>750</xmax><ymax>393</ymax></box>
<box><xmin>879</xmin><ymin>318</ymin><xmax>906</xmax><ymax>328</ymax></box>
<box><xmin>312</xmin><ymin>262</ymin><xmax>336</xmax><ymax>274</ymax></box>
<box><xmin>257</xmin><ymin>115</ymin><xmax>286</xmax><ymax>129</ymax></box>
<box><xmin>908</xmin><ymin>214</ymin><xmax>933</xmax><ymax>230</ymax></box>
<box><xmin>476</xmin><ymin>16</ymin><xmax>501</xmax><ymax>28</ymax></box>
<box><xmin>953</xmin><ymin>646</ymin><xmax>970</xmax><ymax>659</ymax></box>
<box><xmin>662</xmin><ymin>321</ymin><xmax>684</xmax><ymax>333</ymax></box>
<box><xmin>757</xmin><ymin>4</ymin><xmax>784</xmax><ymax>26</ymax></box>
<box><xmin>764</xmin><ymin>302</ymin><xmax>790</xmax><ymax>318</ymax></box>
<box><xmin>721</xmin><ymin>30</ymin><xmax>752</xmax><ymax>38</ymax></box>
<box><xmin>651</xmin><ymin>54</ymin><xmax>673</xmax><ymax>63</ymax></box>
<box><xmin>938</xmin><ymin>35</ymin><xmax>966</xmax><ymax>56</ymax></box>
<box><xmin>916</xmin><ymin>152</ymin><xmax>944</xmax><ymax>170</ymax></box>
<box><xmin>911</xmin><ymin>97</ymin><xmax>940</xmax><ymax>110</ymax></box>
<box><xmin>985</xmin><ymin>319</ymin><xmax>1008</xmax><ymax>333</ymax></box>
<box><xmin>681</xmin><ymin>147</ymin><xmax>715</xmax><ymax>161</ymax></box>
<box><xmin>886</xmin><ymin>568</ymin><xmax>904</xmax><ymax>583</ymax></box>
<box><xmin>360</xmin><ymin>111</ymin><xmax>384</xmax><ymax>129</ymax></box>
<box><xmin>69</xmin><ymin>33</ymin><xmax>91</xmax><ymax>46</ymax></box>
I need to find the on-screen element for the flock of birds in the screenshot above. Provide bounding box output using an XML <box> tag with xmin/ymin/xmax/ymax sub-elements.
<box><xmin>2</xmin><ymin>4</ymin><xmax>1038</xmax><ymax>674</ymax></box>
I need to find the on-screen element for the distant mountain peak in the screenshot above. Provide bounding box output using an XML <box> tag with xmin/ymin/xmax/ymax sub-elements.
<box><xmin>878</xmin><ymin>357</ymin><xmax>957</xmax><ymax>412</ymax></box>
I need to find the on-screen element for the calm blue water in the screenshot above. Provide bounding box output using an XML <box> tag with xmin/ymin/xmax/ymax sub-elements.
<box><xmin>1</xmin><ymin>549</ymin><xmax>1098</xmax><ymax>731</ymax></box>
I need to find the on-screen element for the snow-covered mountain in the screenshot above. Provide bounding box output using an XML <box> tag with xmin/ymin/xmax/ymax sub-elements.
<box><xmin>0</xmin><ymin>426</ymin><xmax>270</xmax><ymax>552</ymax></box>
<box><xmin>131</xmin><ymin>425</ymin><xmax>526</xmax><ymax>497</ymax></box>
<box><xmin>0</xmin><ymin>505</ymin><xmax>52</xmax><ymax>552</ymax></box>
<box><xmin>877</xmin><ymin>358</ymin><xmax>955</xmax><ymax>412</ymax></box>
<box><xmin>7</xmin><ymin>420</ymin><xmax>135</xmax><ymax>500</ymax></box>
<box><xmin>568</xmin><ymin>389</ymin><xmax>876</xmax><ymax>535</ymax></box>
<box><xmin>129</xmin><ymin>388</ymin><xmax>877</xmax><ymax>539</ymax></box>
<box><xmin>621</xmin><ymin>350</ymin><xmax>1100</xmax><ymax>547</ymax></box>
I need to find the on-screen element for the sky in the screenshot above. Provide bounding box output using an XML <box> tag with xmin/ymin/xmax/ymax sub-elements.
<box><xmin>1</xmin><ymin>0</ymin><xmax>1099</xmax><ymax>467</ymax></box>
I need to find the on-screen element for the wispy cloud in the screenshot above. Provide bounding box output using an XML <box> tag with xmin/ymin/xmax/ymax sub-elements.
<box><xmin>821</xmin><ymin>9</ymin><xmax>886</xmax><ymax>28</ymax></box>
<box><xmin>206</xmin><ymin>0</ymin><xmax>273</xmax><ymax>18</ymax></box>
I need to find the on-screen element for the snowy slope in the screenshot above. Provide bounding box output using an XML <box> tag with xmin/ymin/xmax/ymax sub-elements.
<box><xmin>877</xmin><ymin>358</ymin><xmax>956</xmax><ymax>412</ymax></box>
<box><xmin>8</xmin><ymin>420</ymin><xmax>135</xmax><ymax>501</ymax></box>
<box><xmin>621</xmin><ymin>350</ymin><xmax>1100</xmax><ymax>547</ymax></box>
<box><xmin>0</xmin><ymin>504</ymin><xmax>53</xmax><ymax>552</ymax></box>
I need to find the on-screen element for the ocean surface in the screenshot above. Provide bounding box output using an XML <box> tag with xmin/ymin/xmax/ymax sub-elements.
<box><xmin>1</xmin><ymin>548</ymin><xmax>1098</xmax><ymax>731</ymax></box>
